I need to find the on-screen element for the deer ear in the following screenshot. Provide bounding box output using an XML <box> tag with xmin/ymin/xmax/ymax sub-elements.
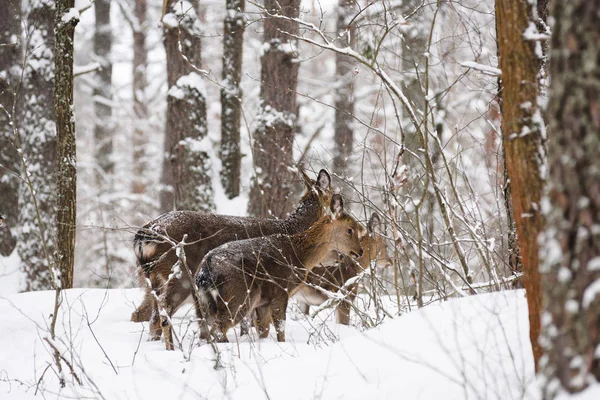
<box><xmin>299</xmin><ymin>168</ymin><xmax>313</xmax><ymax>189</ymax></box>
<box><xmin>368</xmin><ymin>212</ymin><xmax>381</xmax><ymax>233</ymax></box>
<box><xmin>317</xmin><ymin>169</ymin><xmax>331</xmax><ymax>191</ymax></box>
<box><xmin>330</xmin><ymin>193</ymin><xmax>343</xmax><ymax>218</ymax></box>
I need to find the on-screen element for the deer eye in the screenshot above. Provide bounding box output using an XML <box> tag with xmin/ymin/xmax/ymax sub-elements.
<box><xmin>347</xmin><ymin>228</ymin><xmax>353</xmax><ymax>235</ymax></box>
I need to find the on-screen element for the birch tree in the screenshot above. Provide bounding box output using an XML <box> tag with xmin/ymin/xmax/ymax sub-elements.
<box><xmin>0</xmin><ymin>0</ymin><xmax>21</xmax><ymax>256</ymax></box>
<box><xmin>539</xmin><ymin>0</ymin><xmax>600</xmax><ymax>396</ymax></box>
<box><xmin>248</xmin><ymin>0</ymin><xmax>300</xmax><ymax>218</ymax></box>
<box><xmin>160</xmin><ymin>0</ymin><xmax>213</xmax><ymax>213</ymax></box>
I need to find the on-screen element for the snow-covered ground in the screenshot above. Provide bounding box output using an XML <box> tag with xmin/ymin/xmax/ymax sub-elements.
<box><xmin>0</xmin><ymin>285</ymin><xmax>543</xmax><ymax>400</ymax></box>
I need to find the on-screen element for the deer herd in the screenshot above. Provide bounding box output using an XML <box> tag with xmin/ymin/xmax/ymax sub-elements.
<box><xmin>130</xmin><ymin>169</ymin><xmax>392</xmax><ymax>350</ymax></box>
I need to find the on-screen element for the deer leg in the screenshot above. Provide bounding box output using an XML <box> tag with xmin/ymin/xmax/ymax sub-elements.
<box><xmin>156</xmin><ymin>277</ymin><xmax>195</xmax><ymax>350</ymax></box>
<box><xmin>239</xmin><ymin>312</ymin><xmax>252</xmax><ymax>336</ymax></box>
<box><xmin>131</xmin><ymin>289</ymin><xmax>153</xmax><ymax>322</ymax></box>
<box><xmin>212</xmin><ymin>314</ymin><xmax>231</xmax><ymax>343</ymax></box>
<box><xmin>254</xmin><ymin>306</ymin><xmax>272</xmax><ymax>339</ymax></box>
<box><xmin>148</xmin><ymin>276</ymin><xmax>163</xmax><ymax>340</ymax></box>
<box><xmin>158</xmin><ymin>291</ymin><xmax>175</xmax><ymax>351</ymax></box>
<box><xmin>131</xmin><ymin>283</ymin><xmax>154</xmax><ymax>322</ymax></box>
<box><xmin>299</xmin><ymin>302</ymin><xmax>310</xmax><ymax>316</ymax></box>
<box><xmin>271</xmin><ymin>297</ymin><xmax>288</xmax><ymax>342</ymax></box>
<box><xmin>336</xmin><ymin>284</ymin><xmax>357</xmax><ymax>325</ymax></box>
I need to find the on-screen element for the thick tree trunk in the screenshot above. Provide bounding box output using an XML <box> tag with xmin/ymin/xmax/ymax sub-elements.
<box><xmin>332</xmin><ymin>0</ymin><xmax>355</xmax><ymax>175</ymax></box>
<box><xmin>132</xmin><ymin>0</ymin><xmax>149</xmax><ymax>195</ymax></box>
<box><xmin>160</xmin><ymin>0</ymin><xmax>213</xmax><ymax>212</ymax></box>
<box><xmin>0</xmin><ymin>0</ymin><xmax>21</xmax><ymax>256</ymax></box>
<box><xmin>94</xmin><ymin>0</ymin><xmax>113</xmax><ymax>184</ymax></box>
<box><xmin>248</xmin><ymin>0</ymin><xmax>299</xmax><ymax>218</ymax></box>
<box><xmin>18</xmin><ymin>1</ymin><xmax>57</xmax><ymax>291</ymax></box>
<box><xmin>495</xmin><ymin>0</ymin><xmax>545</xmax><ymax>370</ymax></box>
<box><xmin>220</xmin><ymin>0</ymin><xmax>244</xmax><ymax>199</ymax></box>
<box><xmin>54</xmin><ymin>0</ymin><xmax>78</xmax><ymax>289</ymax></box>
<box><xmin>539</xmin><ymin>1</ymin><xmax>600</xmax><ymax>397</ymax></box>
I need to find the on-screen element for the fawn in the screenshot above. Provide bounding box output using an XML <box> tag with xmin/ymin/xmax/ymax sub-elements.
<box><xmin>194</xmin><ymin>194</ymin><xmax>363</xmax><ymax>343</ymax></box>
<box><xmin>131</xmin><ymin>169</ymin><xmax>332</xmax><ymax>350</ymax></box>
<box><xmin>293</xmin><ymin>212</ymin><xmax>392</xmax><ymax>325</ymax></box>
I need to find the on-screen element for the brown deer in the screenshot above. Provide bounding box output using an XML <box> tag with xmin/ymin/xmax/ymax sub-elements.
<box><xmin>293</xmin><ymin>212</ymin><xmax>392</xmax><ymax>325</ymax></box>
<box><xmin>194</xmin><ymin>194</ymin><xmax>363</xmax><ymax>343</ymax></box>
<box><xmin>131</xmin><ymin>169</ymin><xmax>332</xmax><ymax>349</ymax></box>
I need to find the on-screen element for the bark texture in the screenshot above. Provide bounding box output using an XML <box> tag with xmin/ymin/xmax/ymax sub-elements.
<box><xmin>18</xmin><ymin>0</ymin><xmax>57</xmax><ymax>290</ymax></box>
<box><xmin>94</xmin><ymin>0</ymin><xmax>113</xmax><ymax>183</ymax></box>
<box><xmin>54</xmin><ymin>0</ymin><xmax>78</xmax><ymax>289</ymax></box>
<box><xmin>160</xmin><ymin>0</ymin><xmax>213</xmax><ymax>213</ymax></box>
<box><xmin>220</xmin><ymin>0</ymin><xmax>244</xmax><ymax>199</ymax></box>
<box><xmin>332</xmin><ymin>0</ymin><xmax>355</xmax><ymax>174</ymax></box>
<box><xmin>539</xmin><ymin>1</ymin><xmax>600</xmax><ymax>397</ymax></box>
<box><xmin>0</xmin><ymin>0</ymin><xmax>21</xmax><ymax>256</ymax></box>
<box><xmin>132</xmin><ymin>0</ymin><xmax>149</xmax><ymax>195</ymax></box>
<box><xmin>248</xmin><ymin>0</ymin><xmax>300</xmax><ymax>218</ymax></box>
<box><xmin>496</xmin><ymin>0</ymin><xmax>545</xmax><ymax>369</ymax></box>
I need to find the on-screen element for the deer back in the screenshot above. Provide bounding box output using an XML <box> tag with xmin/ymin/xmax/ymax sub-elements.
<box><xmin>133</xmin><ymin>169</ymin><xmax>333</xmax><ymax>277</ymax></box>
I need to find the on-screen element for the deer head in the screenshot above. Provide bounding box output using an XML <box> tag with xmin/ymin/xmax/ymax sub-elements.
<box><xmin>361</xmin><ymin>213</ymin><xmax>392</xmax><ymax>270</ymax></box>
<box><xmin>327</xmin><ymin>194</ymin><xmax>363</xmax><ymax>259</ymax></box>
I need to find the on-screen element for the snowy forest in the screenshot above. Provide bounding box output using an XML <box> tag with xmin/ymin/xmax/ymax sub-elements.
<box><xmin>0</xmin><ymin>0</ymin><xmax>599</xmax><ymax>399</ymax></box>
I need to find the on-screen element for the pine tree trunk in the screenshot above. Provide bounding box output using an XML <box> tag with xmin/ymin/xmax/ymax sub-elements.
<box><xmin>220</xmin><ymin>0</ymin><xmax>244</xmax><ymax>199</ymax></box>
<box><xmin>0</xmin><ymin>0</ymin><xmax>21</xmax><ymax>256</ymax></box>
<box><xmin>539</xmin><ymin>1</ymin><xmax>600</xmax><ymax>396</ymax></box>
<box><xmin>495</xmin><ymin>0</ymin><xmax>545</xmax><ymax>369</ymax></box>
<box><xmin>94</xmin><ymin>0</ymin><xmax>113</xmax><ymax>184</ymax></box>
<box><xmin>132</xmin><ymin>0</ymin><xmax>149</xmax><ymax>195</ymax></box>
<box><xmin>160</xmin><ymin>0</ymin><xmax>214</xmax><ymax>213</ymax></box>
<box><xmin>332</xmin><ymin>0</ymin><xmax>355</xmax><ymax>175</ymax></box>
<box><xmin>18</xmin><ymin>1</ymin><xmax>57</xmax><ymax>291</ymax></box>
<box><xmin>248</xmin><ymin>0</ymin><xmax>299</xmax><ymax>218</ymax></box>
<box><xmin>54</xmin><ymin>0</ymin><xmax>78</xmax><ymax>289</ymax></box>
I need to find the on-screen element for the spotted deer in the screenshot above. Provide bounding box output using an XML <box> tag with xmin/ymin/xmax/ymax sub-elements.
<box><xmin>293</xmin><ymin>212</ymin><xmax>392</xmax><ymax>325</ymax></box>
<box><xmin>194</xmin><ymin>194</ymin><xmax>363</xmax><ymax>343</ymax></box>
<box><xmin>131</xmin><ymin>169</ymin><xmax>332</xmax><ymax>349</ymax></box>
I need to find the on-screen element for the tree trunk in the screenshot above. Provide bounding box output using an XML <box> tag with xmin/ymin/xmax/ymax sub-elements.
<box><xmin>0</xmin><ymin>0</ymin><xmax>21</xmax><ymax>256</ymax></box>
<box><xmin>160</xmin><ymin>0</ymin><xmax>213</xmax><ymax>213</ymax></box>
<box><xmin>94</xmin><ymin>0</ymin><xmax>113</xmax><ymax>184</ymax></box>
<box><xmin>54</xmin><ymin>0</ymin><xmax>78</xmax><ymax>289</ymax></box>
<box><xmin>248</xmin><ymin>0</ymin><xmax>300</xmax><ymax>218</ymax></box>
<box><xmin>18</xmin><ymin>1</ymin><xmax>57</xmax><ymax>291</ymax></box>
<box><xmin>495</xmin><ymin>0</ymin><xmax>545</xmax><ymax>370</ymax></box>
<box><xmin>132</xmin><ymin>0</ymin><xmax>149</xmax><ymax>195</ymax></box>
<box><xmin>332</xmin><ymin>0</ymin><xmax>355</xmax><ymax>175</ymax></box>
<box><xmin>220</xmin><ymin>0</ymin><xmax>244</xmax><ymax>199</ymax></box>
<box><xmin>539</xmin><ymin>1</ymin><xmax>600</xmax><ymax>397</ymax></box>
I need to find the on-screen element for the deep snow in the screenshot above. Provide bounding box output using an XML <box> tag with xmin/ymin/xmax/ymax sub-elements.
<box><xmin>0</xmin><ymin>286</ymin><xmax>542</xmax><ymax>399</ymax></box>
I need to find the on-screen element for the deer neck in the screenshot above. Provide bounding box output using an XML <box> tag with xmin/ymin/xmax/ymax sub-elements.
<box><xmin>291</xmin><ymin>216</ymin><xmax>335</xmax><ymax>270</ymax></box>
<box><xmin>280</xmin><ymin>190</ymin><xmax>323</xmax><ymax>233</ymax></box>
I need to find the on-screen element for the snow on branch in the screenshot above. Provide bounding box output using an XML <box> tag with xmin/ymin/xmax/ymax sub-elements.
<box><xmin>73</xmin><ymin>62</ymin><xmax>102</xmax><ymax>77</ymax></box>
<box><xmin>61</xmin><ymin>8</ymin><xmax>80</xmax><ymax>25</ymax></box>
<box><xmin>460</xmin><ymin>61</ymin><xmax>501</xmax><ymax>76</ymax></box>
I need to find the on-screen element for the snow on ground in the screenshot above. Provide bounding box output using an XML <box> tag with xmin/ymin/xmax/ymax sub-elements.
<box><xmin>0</xmin><ymin>250</ymin><xmax>22</xmax><ymax>295</ymax></box>
<box><xmin>0</xmin><ymin>287</ymin><xmax>542</xmax><ymax>399</ymax></box>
